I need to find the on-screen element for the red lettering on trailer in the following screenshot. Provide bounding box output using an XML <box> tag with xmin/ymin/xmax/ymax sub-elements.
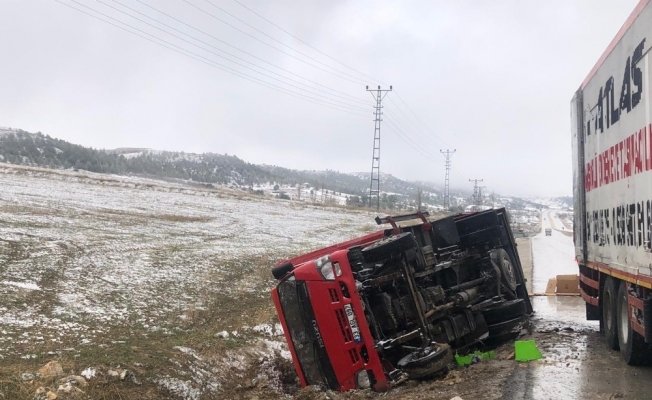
<box><xmin>635</xmin><ymin>128</ymin><xmax>644</xmax><ymax>174</ymax></box>
<box><xmin>610</xmin><ymin>145</ymin><xmax>616</xmax><ymax>183</ymax></box>
<box><xmin>648</xmin><ymin>124</ymin><xmax>652</xmax><ymax>171</ymax></box>
<box><xmin>585</xmin><ymin>124</ymin><xmax>652</xmax><ymax>192</ymax></box>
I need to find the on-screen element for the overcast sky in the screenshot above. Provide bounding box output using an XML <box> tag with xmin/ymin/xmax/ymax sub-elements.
<box><xmin>0</xmin><ymin>1</ymin><xmax>640</xmax><ymax>197</ymax></box>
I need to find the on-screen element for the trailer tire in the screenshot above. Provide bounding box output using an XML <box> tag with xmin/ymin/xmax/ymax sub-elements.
<box><xmin>272</xmin><ymin>262</ymin><xmax>294</xmax><ymax>280</ymax></box>
<box><xmin>616</xmin><ymin>280</ymin><xmax>650</xmax><ymax>365</ymax></box>
<box><xmin>481</xmin><ymin>299</ymin><xmax>526</xmax><ymax>325</ymax></box>
<box><xmin>602</xmin><ymin>277</ymin><xmax>619</xmax><ymax>350</ymax></box>
<box><xmin>397</xmin><ymin>344</ymin><xmax>453</xmax><ymax>379</ymax></box>
<box><xmin>490</xmin><ymin>248</ymin><xmax>517</xmax><ymax>292</ymax></box>
<box><xmin>361</xmin><ymin>232</ymin><xmax>415</xmax><ymax>263</ymax></box>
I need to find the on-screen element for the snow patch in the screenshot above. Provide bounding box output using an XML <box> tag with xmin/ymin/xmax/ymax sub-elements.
<box><xmin>173</xmin><ymin>346</ymin><xmax>203</xmax><ymax>360</ymax></box>
<box><xmin>155</xmin><ymin>376</ymin><xmax>201</xmax><ymax>400</ymax></box>
<box><xmin>81</xmin><ymin>367</ymin><xmax>96</xmax><ymax>379</ymax></box>
<box><xmin>1</xmin><ymin>281</ymin><xmax>40</xmax><ymax>291</ymax></box>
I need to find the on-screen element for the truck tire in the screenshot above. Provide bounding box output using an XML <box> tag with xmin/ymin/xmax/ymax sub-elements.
<box><xmin>361</xmin><ymin>232</ymin><xmax>415</xmax><ymax>263</ymax></box>
<box><xmin>482</xmin><ymin>299</ymin><xmax>526</xmax><ymax>325</ymax></box>
<box><xmin>397</xmin><ymin>344</ymin><xmax>453</xmax><ymax>379</ymax></box>
<box><xmin>487</xmin><ymin>316</ymin><xmax>526</xmax><ymax>337</ymax></box>
<box><xmin>490</xmin><ymin>248</ymin><xmax>517</xmax><ymax>292</ymax></box>
<box><xmin>347</xmin><ymin>246</ymin><xmax>365</xmax><ymax>271</ymax></box>
<box><xmin>272</xmin><ymin>262</ymin><xmax>294</xmax><ymax>280</ymax></box>
<box><xmin>616</xmin><ymin>280</ymin><xmax>650</xmax><ymax>365</ymax></box>
<box><xmin>602</xmin><ymin>277</ymin><xmax>619</xmax><ymax>350</ymax></box>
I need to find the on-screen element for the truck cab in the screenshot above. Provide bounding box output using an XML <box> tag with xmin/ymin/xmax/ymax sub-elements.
<box><xmin>271</xmin><ymin>209</ymin><xmax>532</xmax><ymax>391</ymax></box>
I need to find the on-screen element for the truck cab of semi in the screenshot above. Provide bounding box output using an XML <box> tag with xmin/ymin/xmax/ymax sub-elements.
<box><xmin>271</xmin><ymin>209</ymin><xmax>532</xmax><ymax>391</ymax></box>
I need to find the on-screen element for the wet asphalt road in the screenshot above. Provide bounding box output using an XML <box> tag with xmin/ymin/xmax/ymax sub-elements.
<box><xmin>506</xmin><ymin>211</ymin><xmax>652</xmax><ymax>400</ymax></box>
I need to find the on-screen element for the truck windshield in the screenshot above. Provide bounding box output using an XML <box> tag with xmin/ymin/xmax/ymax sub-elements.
<box><xmin>277</xmin><ymin>279</ymin><xmax>339</xmax><ymax>389</ymax></box>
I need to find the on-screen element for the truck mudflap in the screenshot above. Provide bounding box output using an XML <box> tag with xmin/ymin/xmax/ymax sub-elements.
<box><xmin>644</xmin><ymin>298</ymin><xmax>652</xmax><ymax>343</ymax></box>
<box><xmin>628</xmin><ymin>293</ymin><xmax>652</xmax><ymax>344</ymax></box>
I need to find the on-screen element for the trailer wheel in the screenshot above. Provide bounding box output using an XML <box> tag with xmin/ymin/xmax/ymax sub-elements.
<box><xmin>397</xmin><ymin>344</ymin><xmax>453</xmax><ymax>379</ymax></box>
<box><xmin>272</xmin><ymin>262</ymin><xmax>294</xmax><ymax>280</ymax></box>
<box><xmin>616</xmin><ymin>280</ymin><xmax>650</xmax><ymax>365</ymax></box>
<box><xmin>361</xmin><ymin>232</ymin><xmax>415</xmax><ymax>263</ymax></box>
<box><xmin>490</xmin><ymin>248</ymin><xmax>517</xmax><ymax>292</ymax></box>
<box><xmin>602</xmin><ymin>277</ymin><xmax>619</xmax><ymax>350</ymax></box>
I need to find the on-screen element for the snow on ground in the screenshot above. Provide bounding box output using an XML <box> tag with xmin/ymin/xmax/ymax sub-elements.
<box><xmin>531</xmin><ymin>211</ymin><xmax>578</xmax><ymax>293</ymax></box>
<box><xmin>0</xmin><ymin>164</ymin><xmax>377</xmax><ymax>356</ymax></box>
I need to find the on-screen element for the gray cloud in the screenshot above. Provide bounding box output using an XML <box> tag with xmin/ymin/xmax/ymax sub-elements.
<box><xmin>0</xmin><ymin>0</ymin><xmax>639</xmax><ymax>196</ymax></box>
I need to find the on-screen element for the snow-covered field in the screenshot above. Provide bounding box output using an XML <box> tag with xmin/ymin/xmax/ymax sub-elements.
<box><xmin>0</xmin><ymin>163</ymin><xmax>379</xmax><ymax>398</ymax></box>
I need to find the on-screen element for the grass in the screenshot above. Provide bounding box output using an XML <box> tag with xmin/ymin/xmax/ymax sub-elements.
<box><xmin>0</xmin><ymin>164</ymin><xmax>386</xmax><ymax>399</ymax></box>
<box><xmin>0</xmin><ymin>253</ymin><xmax>292</xmax><ymax>400</ymax></box>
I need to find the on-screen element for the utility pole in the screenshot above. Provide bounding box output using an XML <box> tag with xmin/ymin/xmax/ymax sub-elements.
<box><xmin>417</xmin><ymin>188</ymin><xmax>422</xmax><ymax>212</ymax></box>
<box><xmin>367</xmin><ymin>85</ymin><xmax>392</xmax><ymax>210</ymax></box>
<box><xmin>478</xmin><ymin>186</ymin><xmax>486</xmax><ymax>210</ymax></box>
<box><xmin>469</xmin><ymin>179</ymin><xmax>483</xmax><ymax>212</ymax></box>
<box><xmin>440</xmin><ymin>149</ymin><xmax>456</xmax><ymax>210</ymax></box>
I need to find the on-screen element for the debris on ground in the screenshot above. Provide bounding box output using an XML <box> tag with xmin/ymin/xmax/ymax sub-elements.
<box><xmin>515</xmin><ymin>340</ymin><xmax>543</xmax><ymax>362</ymax></box>
<box><xmin>455</xmin><ymin>350</ymin><xmax>495</xmax><ymax>366</ymax></box>
<box><xmin>38</xmin><ymin>361</ymin><xmax>64</xmax><ymax>378</ymax></box>
<box><xmin>58</xmin><ymin>375</ymin><xmax>87</xmax><ymax>387</ymax></box>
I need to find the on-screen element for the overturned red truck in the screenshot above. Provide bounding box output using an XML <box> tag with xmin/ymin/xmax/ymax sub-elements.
<box><xmin>270</xmin><ymin>209</ymin><xmax>532</xmax><ymax>391</ymax></box>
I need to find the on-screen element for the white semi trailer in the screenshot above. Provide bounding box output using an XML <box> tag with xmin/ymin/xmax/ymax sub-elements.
<box><xmin>571</xmin><ymin>0</ymin><xmax>652</xmax><ymax>364</ymax></box>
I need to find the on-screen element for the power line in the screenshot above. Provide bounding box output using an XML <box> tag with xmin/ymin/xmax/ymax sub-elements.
<box><xmin>98</xmin><ymin>0</ymin><xmax>371</xmax><ymax>111</ymax></box>
<box><xmin>387</xmin><ymin>97</ymin><xmax>433</xmax><ymax>145</ymax></box>
<box><xmin>55</xmin><ymin>0</ymin><xmax>370</xmax><ymax>117</ymax></box>
<box><xmin>131</xmin><ymin>0</ymin><xmax>371</xmax><ymax>104</ymax></box>
<box><xmin>198</xmin><ymin>0</ymin><xmax>370</xmax><ymax>85</ymax></box>
<box><xmin>231</xmin><ymin>0</ymin><xmax>386</xmax><ymax>85</ymax></box>
<box><xmin>384</xmin><ymin>106</ymin><xmax>472</xmax><ymax>197</ymax></box>
<box><xmin>392</xmin><ymin>91</ymin><xmax>474</xmax><ymax>181</ymax></box>
<box><xmin>393</xmin><ymin>90</ymin><xmax>452</xmax><ymax>148</ymax></box>
<box><xmin>183</xmin><ymin>0</ymin><xmax>367</xmax><ymax>85</ymax></box>
<box><xmin>382</xmin><ymin>119</ymin><xmax>439</xmax><ymax>164</ymax></box>
<box><xmin>383</xmin><ymin>111</ymin><xmax>440</xmax><ymax>161</ymax></box>
<box><xmin>385</xmin><ymin>101</ymin><xmax>447</xmax><ymax>158</ymax></box>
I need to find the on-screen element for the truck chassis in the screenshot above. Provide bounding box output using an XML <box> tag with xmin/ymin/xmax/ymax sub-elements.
<box><xmin>271</xmin><ymin>208</ymin><xmax>532</xmax><ymax>390</ymax></box>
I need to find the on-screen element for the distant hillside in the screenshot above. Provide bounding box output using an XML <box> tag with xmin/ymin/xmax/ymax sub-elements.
<box><xmin>0</xmin><ymin>128</ymin><xmax>442</xmax><ymax>199</ymax></box>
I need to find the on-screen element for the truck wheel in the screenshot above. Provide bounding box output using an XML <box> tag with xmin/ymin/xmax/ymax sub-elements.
<box><xmin>490</xmin><ymin>248</ymin><xmax>517</xmax><ymax>292</ymax></box>
<box><xmin>487</xmin><ymin>316</ymin><xmax>526</xmax><ymax>337</ymax></box>
<box><xmin>397</xmin><ymin>344</ymin><xmax>453</xmax><ymax>379</ymax></box>
<box><xmin>361</xmin><ymin>232</ymin><xmax>415</xmax><ymax>263</ymax></box>
<box><xmin>347</xmin><ymin>246</ymin><xmax>365</xmax><ymax>271</ymax></box>
<box><xmin>602</xmin><ymin>277</ymin><xmax>619</xmax><ymax>350</ymax></box>
<box><xmin>482</xmin><ymin>299</ymin><xmax>526</xmax><ymax>325</ymax></box>
<box><xmin>616</xmin><ymin>280</ymin><xmax>650</xmax><ymax>365</ymax></box>
<box><xmin>272</xmin><ymin>262</ymin><xmax>294</xmax><ymax>280</ymax></box>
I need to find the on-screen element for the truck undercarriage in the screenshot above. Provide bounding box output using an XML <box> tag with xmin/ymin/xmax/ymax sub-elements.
<box><xmin>271</xmin><ymin>208</ymin><xmax>532</xmax><ymax>390</ymax></box>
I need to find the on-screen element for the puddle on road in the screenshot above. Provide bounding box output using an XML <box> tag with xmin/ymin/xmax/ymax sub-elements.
<box><xmin>525</xmin><ymin>296</ymin><xmax>596</xmax><ymax>399</ymax></box>
<box><xmin>503</xmin><ymin>296</ymin><xmax>652</xmax><ymax>400</ymax></box>
<box><xmin>531</xmin><ymin>295</ymin><xmax>596</xmax><ymax>332</ymax></box>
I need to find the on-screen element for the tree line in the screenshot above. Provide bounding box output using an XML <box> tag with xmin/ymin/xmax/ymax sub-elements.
<box><xmin>0</xmin><ymin>129</ymin><xmax>443</xmax><ymax>201</ymax></box>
